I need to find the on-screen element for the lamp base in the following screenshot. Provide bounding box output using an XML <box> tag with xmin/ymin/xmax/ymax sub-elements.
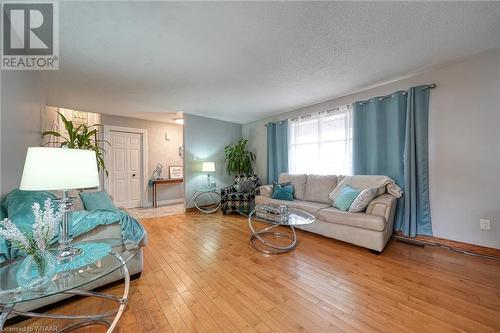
<box><xmin>57</xmin><ymin>245</ymin><xmax>82</xmax><ymax>262</ymax></box>
<box><xmin>56</xmin><ymin>190</ymin><xmax>83</xmax><ymax>262</ymax></box>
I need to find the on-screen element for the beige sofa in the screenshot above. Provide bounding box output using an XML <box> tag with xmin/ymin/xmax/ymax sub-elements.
<box><xmin>256</xmin><ymin>173</ymin><xmax>397</xmax><ymax>253</ymax></box>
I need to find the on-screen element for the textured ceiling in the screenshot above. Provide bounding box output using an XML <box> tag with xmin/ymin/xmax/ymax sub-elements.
<box><xmin>44</xmin><ymin>1</ymin><xmax>500</xmax><ymax>124</ymax></box>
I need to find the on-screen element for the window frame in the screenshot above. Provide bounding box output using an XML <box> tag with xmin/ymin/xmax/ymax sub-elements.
<box><xmin>288</xmin><ymin>105</ymin><xmax>352</xmax><ymax>175</ymax></box>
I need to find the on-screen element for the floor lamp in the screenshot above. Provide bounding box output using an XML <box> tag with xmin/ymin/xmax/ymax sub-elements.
<box><xmin>20</xmin><ymin>147</ymin><xmax>100</xmax><ymax>261</ymax></box>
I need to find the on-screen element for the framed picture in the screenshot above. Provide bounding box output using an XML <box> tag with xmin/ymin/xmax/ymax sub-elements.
<box><xmin>169</xmin><ymin>166</ymin><xmax>183</xmax><ymax>179</ymax></box>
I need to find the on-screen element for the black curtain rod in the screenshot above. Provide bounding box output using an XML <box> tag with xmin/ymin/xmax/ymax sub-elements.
<box><xmin>357</xmin><ymin>83</ymin><xmax>436</xmax><ymax>105</ymax></box>
<box><xmin>265</xmin><ymin>84</ymin><xmax>436</xmax><ymax>126</ymax></box>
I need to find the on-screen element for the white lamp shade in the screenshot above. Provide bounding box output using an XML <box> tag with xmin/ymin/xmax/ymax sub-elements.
<box><xmin>20</xmin><ymin>147</ymin><xmax>100</xmax><ymax>191</ymax></box>
<box><xmin>201</xmin><ymin>162</ymin><xmax>216</xmax><ymax>172</ymax></box>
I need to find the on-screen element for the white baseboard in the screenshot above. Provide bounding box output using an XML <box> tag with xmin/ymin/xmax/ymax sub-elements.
<box><xmin>143</xmin><ymin>198</ymin><xmax>184</xmax><ymax>208</ymax></box>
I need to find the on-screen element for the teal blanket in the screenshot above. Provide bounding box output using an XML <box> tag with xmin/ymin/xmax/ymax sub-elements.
<box><xmin>0</xmin><ymin>189</ymin><xmax>145</xmax><ymax>263</ymax></box>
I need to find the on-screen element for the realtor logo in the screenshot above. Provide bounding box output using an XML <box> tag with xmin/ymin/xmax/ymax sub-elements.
<box><xmin>1</xmin><ymin>2</ymin><xmax>59</xmax><ymax>70</ymax></box>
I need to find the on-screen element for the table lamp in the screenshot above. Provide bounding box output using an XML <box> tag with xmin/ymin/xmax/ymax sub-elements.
<box><xmin>20</xmin><ymin>147</ymin><xmax>100</xmax><ymax>261</ymax></box>
<box><xmin>201</xmin><ymin>162</ymin><xmax>215</xmax><ymax>188</ymax></box>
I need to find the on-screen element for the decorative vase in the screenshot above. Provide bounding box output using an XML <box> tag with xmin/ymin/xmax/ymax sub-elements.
<box><xmin>17</xmin><ymin>251</ymin><xmax>57</xmax><ymax>288</ymax></box>
<box><xmin>279</xmin><ymin>204</ymin><xmax>289</xmax><ymax>222</ymax></box>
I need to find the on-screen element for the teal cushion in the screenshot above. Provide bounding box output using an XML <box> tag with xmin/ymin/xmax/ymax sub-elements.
<box><xmin>1</xmin><ymin>189</ymin><xmax>58</xmax><ymax>232</ymax></box>
<box><xmin>80</xmin><ymin>191</ymin><xmax>117</xmax><ymax>211</ymax></box>
<box><xmin>271</xmin><ymin>184</ymin><xmax>294</xmax><ymax>201</ymax></box>
<box><xmin>333</xmin><ymin>185</ymin><xmax>362</xmax><ymax>211</ymax></box>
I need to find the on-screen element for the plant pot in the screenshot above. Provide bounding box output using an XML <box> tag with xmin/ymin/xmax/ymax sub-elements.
<box><xmin>16</xmin><ymin>251</ymin><xmax>57</xmax><ymax>288</ymax></box>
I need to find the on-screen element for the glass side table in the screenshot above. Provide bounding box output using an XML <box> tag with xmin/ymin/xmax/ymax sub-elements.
<box><xmin>188</xmin><ymin>187</ymin><xmax>222</xmax><ymax>213</ymax></box>
<box><xmin>0</xmin><ymin>238</ymin><xmax>140</xmax><ymax>332</ymax></box>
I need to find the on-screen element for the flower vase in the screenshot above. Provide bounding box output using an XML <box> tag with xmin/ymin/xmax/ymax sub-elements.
<box><xmin>17</xmin><ymin>251</ymin><xmax>57</xmax><ymax>288</ymax></box>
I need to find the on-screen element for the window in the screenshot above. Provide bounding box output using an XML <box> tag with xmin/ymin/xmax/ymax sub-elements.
<box><xmin>288</xmin><ymin>105</ymin><xmax>352</xmax><ymax>175</ymax></box>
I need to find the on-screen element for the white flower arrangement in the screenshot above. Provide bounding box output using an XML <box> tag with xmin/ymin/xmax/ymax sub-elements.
<box><xmin>0</xmin><ymin>198</ymin><xmax>62</xmax><ymax>256</ymax></box>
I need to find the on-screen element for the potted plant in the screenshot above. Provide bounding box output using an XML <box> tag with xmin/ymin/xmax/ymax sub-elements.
<box><xmin>42</xmin><ymin>112</ymin><xmax>110</xmax><ymax>176</ymax></box>
<box><xmin>224</xmin><ymin>139</ymin><xmax>256</xmax><ymax>175</ymax></box>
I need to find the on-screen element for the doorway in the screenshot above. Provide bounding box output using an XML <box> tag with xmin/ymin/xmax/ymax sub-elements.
<box><xmin>104</xmin><ymin>126</ymin><xmax>148</xmax><ymax>209</ymax></box>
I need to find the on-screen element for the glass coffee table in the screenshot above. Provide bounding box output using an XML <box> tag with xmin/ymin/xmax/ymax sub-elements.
<box><xmin>238</xmin><ymin>203</ymin><xmax>316</xmax><ymax>254</ymax></box>
<box><xmin>0</xmin><ymin>238</ymin><xmax>140</xmax><ymax>332</ymax></box>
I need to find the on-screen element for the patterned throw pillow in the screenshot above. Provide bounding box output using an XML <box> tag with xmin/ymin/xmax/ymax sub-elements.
<box><xmin>234</xmin><ymin>175</ymin><xmax>257</xmax><ymax>192</ymax></box>
<box><xmin>333</xmin><ymin>185</ymin><xmax>362</xmax><ymax>211</ymax></box>
<box><xmin>238</xmin><ymin>180</ymin><xmax>255</xmax><ymax>193</ymax></box>
<box><xmin>348</xmin><ymin>187</ymin><xmax>378</xmax><ymax>213</ymax></box>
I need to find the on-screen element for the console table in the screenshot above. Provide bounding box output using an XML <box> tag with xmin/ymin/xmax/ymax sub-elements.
<box><xmin>152</xmin><ymin>178</ymin><xmax>183</xmax><ymax>208</ymax></box>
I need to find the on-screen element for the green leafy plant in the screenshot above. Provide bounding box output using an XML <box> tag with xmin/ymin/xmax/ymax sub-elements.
<box><xmin>42</xmin><ymin>112</ymin><xmax>110</xmax><ymax>176</ymax></box>
<box><xmin>224</xmin><ymin>138</ymin><xmax>256</xmax><ymax>175</ymax></box>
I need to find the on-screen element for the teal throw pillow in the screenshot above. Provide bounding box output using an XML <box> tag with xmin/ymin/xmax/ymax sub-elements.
<box><xmin>1</xmin><ymin>189</ymin><xmax>58</xmax><ymax>232</ymax></box>
<box><xmin>333</xmin><ymin>185</ymin><xmax>362</xmax><ymax>211</ymax></box>
<box><xmin>271</xmin><ymin>184</ymin><xmax>294</xmax><ymax>201</ymax></box>
<box><xmin>80</xmin><ymin>191</ymin><xmax>117</xmax><ymax>211</ymax></box>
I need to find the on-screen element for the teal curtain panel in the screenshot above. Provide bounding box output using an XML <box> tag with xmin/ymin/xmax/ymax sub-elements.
<box><xmin>352</xmin><ymin>86</ymin><xmax>432</xmax><ymax>236</ymax></box>
<box><xmin>402</xmin><ymin>86</ymin><xmax>432</xmax><ymax>236</ymax></box>
<box><xmin>266</xmin><ymin>121</ymin><xmax>289</xmax><ymax>184</ymax></box>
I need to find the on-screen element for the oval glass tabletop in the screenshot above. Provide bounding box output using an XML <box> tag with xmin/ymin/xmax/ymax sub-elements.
<box><xmin>238</xmin><ymin>203</ymin><xmax>316</xmax><ymax>226</ymax></box>
<box><xmin>0</xmin><ymin>238</ymin><xmax>139</xmax><ymax>305</ymax></box>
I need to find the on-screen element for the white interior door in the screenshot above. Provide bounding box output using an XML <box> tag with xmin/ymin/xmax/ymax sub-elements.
<box><xmin>109</xmin><ymin>131</ymin><xmax>143</xmax><ymax>208</ymax></box>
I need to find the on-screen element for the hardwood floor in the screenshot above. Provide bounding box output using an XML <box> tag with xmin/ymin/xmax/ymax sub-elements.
<box><xmin>10</xmin><ymin>212</ymin><xmax>500</xmax><ymax>332</ymax></box>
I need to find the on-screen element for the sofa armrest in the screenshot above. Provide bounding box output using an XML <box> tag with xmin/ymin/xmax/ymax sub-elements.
<box><xmin>258</xmin><ymin>185</ymin><xmax>273</xmax><ymax>198</ymax></box>
<box><xmin>366</xmin><ymin>194</ymin><xmax>397</xmax><ymax>223</ymax></box>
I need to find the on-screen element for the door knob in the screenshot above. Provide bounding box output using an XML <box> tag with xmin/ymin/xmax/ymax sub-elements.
<box><xmin>132</xmin><ymin>173</ymin><xmax>136</xmax><ymax>177</ymax></box>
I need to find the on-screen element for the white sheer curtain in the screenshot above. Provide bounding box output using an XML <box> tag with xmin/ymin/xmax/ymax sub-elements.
<box><xmin>288</xmin><ymin>105</ymin><xmax>352</xmax><ymax>175</ymax></box>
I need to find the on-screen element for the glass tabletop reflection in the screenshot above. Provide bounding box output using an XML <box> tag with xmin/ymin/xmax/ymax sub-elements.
<box><xmin>0</xmin><ymin>238</ymin><xmax>139</xmax><ymax>305</ymax></box>
<box><xmin>238</xmin><ymin>203</ymin><xmax>316</xmax><ymax>226</ymax></box>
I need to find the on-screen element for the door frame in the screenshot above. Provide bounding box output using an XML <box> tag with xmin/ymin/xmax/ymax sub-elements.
<box><xmin>103</xmin><ymin>125</ymin><xmax>148</xmax><ymax>208</ymax></box>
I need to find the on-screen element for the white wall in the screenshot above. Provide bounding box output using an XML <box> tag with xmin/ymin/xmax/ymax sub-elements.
<box><xmin>183</xmin><ymin>114</ymin><xmax>242</xmax><ymax>208</ymax></box>
<box><xmin>243</xmin><ymin>47</ymin><xmax>500</xmax><ymax>249</ymax></box>
<box><xmin>1</xmin><ymin>71</ymin><xmax>47</xmax><ymax>196</ymax></box>
<box><xmin>100</xmin><ymin>114</ymin><xmax>184</xmax><ymax>206</ymax></box>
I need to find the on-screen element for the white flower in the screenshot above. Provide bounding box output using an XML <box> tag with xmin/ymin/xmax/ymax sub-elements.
<box><xmin>32</xmin><ymin>199</ymin><xmax>61</xmax><ymax>251</ymax></box>
<box><xmin>0</xmin><ymin>198</ymin><xmax>62</xmax><ymax>255</ymax></box>
<box><xmin>0</xmin><ymin>218</ymin><xmax>30</xmax><ymax>250</ymax></box>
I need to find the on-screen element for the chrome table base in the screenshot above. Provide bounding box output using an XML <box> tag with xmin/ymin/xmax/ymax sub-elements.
<box><xmin>248</xmin><ymin>214</ymin><xmax>297</xmax><ymax>254</ymax></box>
<box><xmin>0</xmin><ymin>253</ymin><xmax>130</xmax><ymax>333</ymax></box>
<box><xmin>191</xmin><ymin>190</ymin><xmax>222</xmax><ymax>213</ymax></box>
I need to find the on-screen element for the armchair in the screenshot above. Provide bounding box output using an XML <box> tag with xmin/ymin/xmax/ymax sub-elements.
<box><xmin>221</xmin><ymin>175</ymin><xmax>260</xmax><ymax>215</ymax></box>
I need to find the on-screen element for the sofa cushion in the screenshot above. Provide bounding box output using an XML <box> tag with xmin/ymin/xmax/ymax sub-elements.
<box><xmin>255</xmin><ymin>195</ymin><xmax>330</xmax><ymax>217</ymax></box>
<box><xmin>303</xmin><ymin>175</ymin><xmax>337</xmax><ymax>204</ymax></box>
<box><xmin>278</xmin><ymin>173</ymin><xmax>307</xmax><ymax>200</ymax></box>
<box><xmin>318</xmin><ymin>207</ymin><xmax>386</xmax><ymax>232</ymax></box>
<box><xmin>290</xmin><ymin>200</ymin><xmax>331</xmax><ymax>216</ymax></box>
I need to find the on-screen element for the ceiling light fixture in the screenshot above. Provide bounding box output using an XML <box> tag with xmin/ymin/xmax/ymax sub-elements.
<box><xmin>175</xmin><ymin>118</ymin><xmax>184</xmax><ymax>125</ymax></box>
